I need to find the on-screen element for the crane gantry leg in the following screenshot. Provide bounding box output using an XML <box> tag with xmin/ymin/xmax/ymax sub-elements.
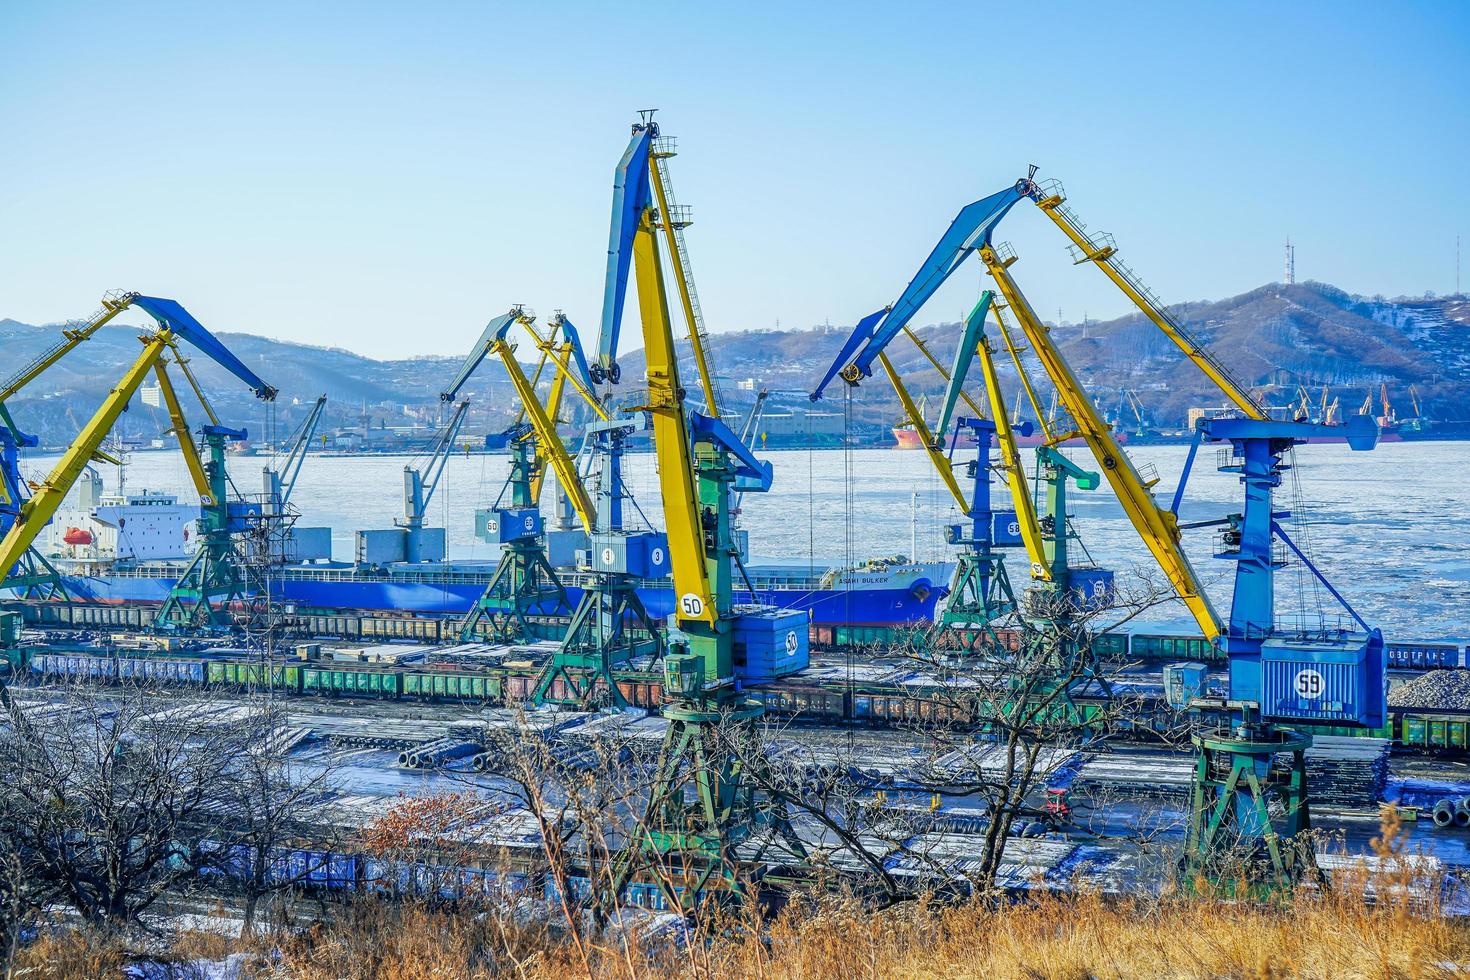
<box><xmin>459</xmin><ymin>436</ymin><xmax>572</xmax><ymax>642</ymax></box>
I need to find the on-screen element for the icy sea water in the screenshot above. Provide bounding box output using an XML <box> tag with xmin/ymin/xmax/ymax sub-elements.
<box><xmin>28</xmin><ymin>440</ymin><xmax>1470</xmax><ymax>639</ymax></box>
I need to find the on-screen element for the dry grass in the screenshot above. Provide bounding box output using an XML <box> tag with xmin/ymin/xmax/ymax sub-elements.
<box><xmin>13</xmin><ymin>883</ymin><xmax>1464</xmax><ymax>980</ymax></box>
<box><xmin>11</xmin><ymin>812</ymin><xmax>1468</xmax><ymax>980</ymax></box>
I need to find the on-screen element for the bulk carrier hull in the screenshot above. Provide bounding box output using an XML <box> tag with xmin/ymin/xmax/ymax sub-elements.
<box><xmin>53</xmin><ymin>560</ymin><xmax>949</xmax><ymax>628</ymax></box>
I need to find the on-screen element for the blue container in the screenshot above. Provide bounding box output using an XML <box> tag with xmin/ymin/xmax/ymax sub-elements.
<box><xmin>587</xmin><ymin>530</ymin><xmax>669</xmax><ymax>577</ymax></box>
<box><xmin>1260</xmin><ymin>631</ymin><xmax>1385</xmax><ymax>727</ymax></box>
<box><xmin>992</xmin><ymin>511</ymin><xmax>1024</xmax><ymax>547</ymax></box>
<box><xmin>492</xmin><ymin>507</ymin><xmax>542</xmax><ymax>543</ymax></box>
<box><xmin>1068</xmin><ymin>568</ymin><xmax>1116</xmax><ymax>610</ymax></box>
<box><xmin>733</xmin><ymin>607</ymin><xmax>810</xmax><ymax>682</ymax></box>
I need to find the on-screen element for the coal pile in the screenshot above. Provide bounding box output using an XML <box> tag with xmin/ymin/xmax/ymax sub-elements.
<box><xmin>1305</xmin><ymin>736</ymin><xmax>1390</xmax><ymax>807</ymax></box>
<box><xmin>1389</xmin><ymin>670</ymin><xmax>1470</xmax><ymax>711</ymax></box>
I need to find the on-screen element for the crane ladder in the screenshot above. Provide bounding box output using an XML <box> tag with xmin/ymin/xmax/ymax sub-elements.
<box><xmin>1032</xmin><ymin>179</ymin><xmax>1264</xmax><ymax>420</ymax></box>
<box><xmin>651</xmin><ymin>139</ymin><xmax>724</xmax><ymax>417</ymax></box>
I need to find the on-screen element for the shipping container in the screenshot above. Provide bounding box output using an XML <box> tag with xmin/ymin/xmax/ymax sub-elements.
<box><xmin>732</xmin><ymin>608</ymin><xmax>810</xmax><ymax>682</ymax></box>
<box><xmin>1260</xmin><ymin>633</ymin><xmax>1385</xmax><ymax>727</ymax></box>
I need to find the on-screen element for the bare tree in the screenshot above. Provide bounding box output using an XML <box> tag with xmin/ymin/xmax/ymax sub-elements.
<box><xmin>0</xmin><ymin>684</ymin><xmax>256</xmax><ymax>928</ymax></box>
<box><xmin>214</xmin><ymin>700</ymin><xmax>345</xmax><ymax>937</ymax></box>
<box><xmin>734</xmin><ymin>573</ymin><xmax>1185</xmax><ymax>899</ymax></box>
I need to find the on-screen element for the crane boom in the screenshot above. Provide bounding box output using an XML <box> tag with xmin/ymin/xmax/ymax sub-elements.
<box><xmin>0</xmin><ymin>291</ymin><xmax>139</xmax><ymax>403</ymax></box>
<box><xmin>0</xmin><ymin>334</ymin><xmax>172</xmax><ymax>579</ymax></box>
<box><xmin>1027</xmin><ymin>180</ymin><xmax>1265</xmax><ymax>421</ymax></box>
<box><xmin>492</xmin><ymin>334</ymin><xmax>598</xmax><ymax>535</ymax></box>
<box><xmin>649</xmin><ymin>138</ymin><xmax>721</xmax><ymax>417</ymax></box>
<box><xmin>967</xmin><ymin>303</ymin><xmax>1049</xmax><ymax>579</ymax></box>
<box><xmin>877</xmin><ymin>351</ymin><xmax>967</xmax><ymax>512</ymax></box>
<box><xmin>981</xmin><ymin>243</ymin><xmax>1222</xmax><ymax>640</ymax></box>
<box><xmin>811</xmin><ymin>183</ymin><xmax>1031</xmax><ymax>399</ymax></box>
<box><xmin>633</xmin><ymin>207</ymin><xmax>716</xmax><ymax>623</ymax></box>
<box><xmin>151</xmin><ymin>354</ymin><xmax>212</xmax><ymax>504</ymax></box>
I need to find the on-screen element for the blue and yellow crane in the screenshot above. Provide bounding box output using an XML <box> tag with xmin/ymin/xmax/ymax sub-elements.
<box><xmin>0</xmin><ymin>295</ymin><xmax>275</xmax><ymax>629</ymax></box>
<box><xmin>447</xmin><ymin>308</ymin><xmax>591</xmax><ymax>641</ymax></box>
<box><xmin>1</xmin><ymin>291</ymin><xmax>143</xmax><ymax>599</ymax></box>
<box><xmin>598</xmin><ymin>114</ymin><xmax>807</xmax><ymax>906</ymax></box>
<box><xmin>450</xmin><ymin>305</ymin><xmax>671</xmax><ymax>705</ymax></box>
<box><xmin>901</xmin><ymin>172</ymin><xmax>1384</xmax><ymax>886</ymax></box>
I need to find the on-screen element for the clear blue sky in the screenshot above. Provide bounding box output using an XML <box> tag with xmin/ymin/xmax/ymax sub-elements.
<box><xmin>3</xmin><ymin>1</ymin><xmax>1466</xmax><ymax>359</ymax></box>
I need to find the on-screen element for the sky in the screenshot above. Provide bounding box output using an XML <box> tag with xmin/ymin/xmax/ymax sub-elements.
<box><xmin>2</xmin><ymin>1</ymin><xmax>1467</xmax><ymax>360</ymax></box>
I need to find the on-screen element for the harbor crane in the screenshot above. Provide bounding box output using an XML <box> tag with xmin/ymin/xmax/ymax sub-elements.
<box><xmin>592</xmin><ymin>111</ymin><xmax>722</xmax><ymax>418</ymax></box>
<box><xmin>600</xmin><ymin>114</ymin><xmax>807</xmax><ymax>908</ymax></box>
<box><xmin>447</xmin><ymin>308</ymin><xmax>590</xmax><ymax>640</ymax></box>
<box><xmin>0</xmin><ymin>296</ymin><xmax>275</xmax><ymax>629</ymax></box>
<box><xmin>449</xmin><ymin>304</ymin><xmax>670</xmax><ymax>701</ymax></box>
<box><xmin>1</xmin><ymin>291</ymin><xmax>145</xmax><ymax>598</ymax></box>
<box><xmin>875</xmin><ymin>172</ymin><xmax>1383</xmax><ymax>887</ymax></box>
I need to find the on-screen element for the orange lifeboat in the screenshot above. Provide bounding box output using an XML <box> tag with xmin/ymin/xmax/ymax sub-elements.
<box><xmin>63</xmin><ymin>527</ymin><xmax>94</xmax><ymax>546</ymax></box>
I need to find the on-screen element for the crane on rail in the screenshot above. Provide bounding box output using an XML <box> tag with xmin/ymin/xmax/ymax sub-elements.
<box><xmin>448</xmin><ymin>304</ymin><xmax>671</xmax><ymax>703</ymax></box>
<box><xmin>599</xmin><ymin>114</ymin><xmax>807</xmax><ymax>908</ymax></box>
<box><xmin>888</xmin><ymin>173</ymin><xmax>1383</xmax><ymax>888</ymax></box>
<box><xmin>0</xmin><ymin>296</ymin><xmax>276</xmax><ymax>631</ymax></box>
<box><xmin>1</xmin><ymin>291</ymin><xmax>146</xmax><ymax>599</ymax></box>
<box><xmin>447</xmin><ymin>308</ymin><xmax>589</xmax><ymax>641</ymax></box>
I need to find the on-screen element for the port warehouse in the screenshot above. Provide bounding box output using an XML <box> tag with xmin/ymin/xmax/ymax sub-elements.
<box><xmin>7</xmin><ymin>609</ymin><xmax>1467</xmax><ymax>752</ymax></box>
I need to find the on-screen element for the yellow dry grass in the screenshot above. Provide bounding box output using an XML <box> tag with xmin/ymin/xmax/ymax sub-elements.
<box><xmin>11</xmin><ymin>811</ymin><xmax>1468</xmax><ymax>979</ymax></box>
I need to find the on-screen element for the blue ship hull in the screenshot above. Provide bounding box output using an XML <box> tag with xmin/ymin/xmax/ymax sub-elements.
<box><xmin>54</xmin><ymin>573</ymin><xmax>944</xmax><ymax>628</ymax></box>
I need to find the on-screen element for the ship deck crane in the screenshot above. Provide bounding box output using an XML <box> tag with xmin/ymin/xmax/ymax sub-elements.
<box><xmin>0</xmin><ymin>297</ymin><xmax>275</xmax><ymax>627</ymax></box>
<box><xmin>600</xmin><ymin>114</ymin><xmax>806</xmax><ymax>908</ymax></box>
<box><xmin>391</xmin><ymin>400</ymin><xmax>469</xmax><ymax>566</ymax></box>
<box><xmin>264</xmin><ymin>395</ymin><xmax>327</xmax><ymax>512</ymax></box>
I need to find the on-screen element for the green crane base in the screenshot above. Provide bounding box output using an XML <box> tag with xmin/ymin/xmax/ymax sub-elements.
<box><xmin>531</xmin><ymin>581</ymin><xmax>660</xmax><ymax>707</ymax></box>
<box><xmin>1</xmin><ymin>548</ymin><xmax>69</xmax><ymax>602</ymax></box>
<box><xmin>937</xmin><ymin>552</ymin><xmax>1017</xmax><ymax>639</ymax></box>
<box><xmin>155</xmin><ymin>538</ymin><xmax>245</xmax><ymax>631</ymax></box>
<box><xmin>459</xmin><ymin>544</ymin><xmax>570</xmax><ymax>642</ymax></box>
<box><xmin>642</xmin><ymin>701</ymin><xmax>764</xmax><ymax>906</ymax></box>
<box><xmin>1184</xmin><ymin>725</ymin><xmax>1315</xmax><ymax>896</ymax></box>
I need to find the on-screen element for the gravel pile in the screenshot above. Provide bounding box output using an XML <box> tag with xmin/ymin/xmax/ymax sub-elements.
<box><xmin>1388</xmin><ymin>670</ymin><xmax>1470</xmax><ymax>711</ymax></box>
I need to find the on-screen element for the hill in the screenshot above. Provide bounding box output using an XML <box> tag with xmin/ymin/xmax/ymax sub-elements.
<box><xmin>4</xmin><ymin>282</ymin><xmax>1467</xmax><ymax>447</ymax></box>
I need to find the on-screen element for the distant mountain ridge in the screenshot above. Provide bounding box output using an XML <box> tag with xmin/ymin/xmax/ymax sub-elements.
<box><xmin>4</xmin><ymin>282</ymin><xmax>1467</xmax><ymax>446</ymax></box>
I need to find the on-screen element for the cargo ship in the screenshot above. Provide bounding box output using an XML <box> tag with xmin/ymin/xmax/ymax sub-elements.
<box><xmin>29</xmin><ymin>470</ymin><xmax>949</xmax><ymax>628</ymax></box>
<box><xmin>48</xmin><ymin>556</ymin><xmax>950</xmax><ymax>628</ymax></box>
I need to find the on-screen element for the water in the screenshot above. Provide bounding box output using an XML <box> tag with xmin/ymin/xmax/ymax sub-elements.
<box><xmin>25</xmin><ymin>440</ymin><xmax>1470</xmax><ymax>639</ymax></box>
